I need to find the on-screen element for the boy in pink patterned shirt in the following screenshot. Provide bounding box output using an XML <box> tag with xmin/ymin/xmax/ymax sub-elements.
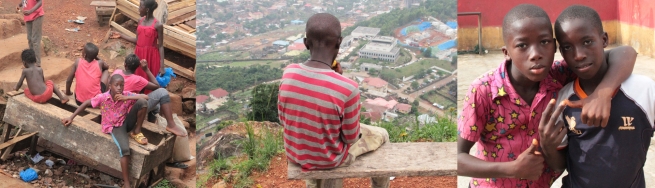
<box><xmin>457</xmin><ymin>4</ymin><xmax>637</xmax><ymax>188</ymax></box>
<box><xmin>61</xmin><ymin>74</ymin><xmax>149</xmax><ymax>188</ymax></box>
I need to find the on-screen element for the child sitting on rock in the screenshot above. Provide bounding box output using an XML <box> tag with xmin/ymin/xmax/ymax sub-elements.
<box><xmin>16</xmin><ymin>49</ymin><xmax>68</xmax><ymax>104</ymax></box>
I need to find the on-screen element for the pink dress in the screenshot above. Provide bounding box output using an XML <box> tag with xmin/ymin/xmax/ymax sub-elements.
<box><xmin>134</xmin><ymin>17</ymin><xmax>161</xmax><ymax>94</ymax></box>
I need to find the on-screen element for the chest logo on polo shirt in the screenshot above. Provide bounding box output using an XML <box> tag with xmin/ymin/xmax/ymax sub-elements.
<box><xmin>619</xmin><ymin>116</ymin><xmax>635</xmax><ymax>130</ymax></box>
<box><xmin>566</xmin><ymin>115</ymin><xmax>582</xmax><ymax>135</ymax></box>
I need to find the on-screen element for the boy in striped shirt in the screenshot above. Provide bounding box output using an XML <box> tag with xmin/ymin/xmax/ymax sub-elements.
<box><xmin>278</xmin><ymin>13</ymin><xmax>390</xmax><ymax>188</ymax></box>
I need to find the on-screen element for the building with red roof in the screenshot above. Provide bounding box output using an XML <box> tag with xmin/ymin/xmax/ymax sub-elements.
<box><xmin>362</xmin><ymin>77</ymin><xmax>389</xmax><ymax>93</ymax></box>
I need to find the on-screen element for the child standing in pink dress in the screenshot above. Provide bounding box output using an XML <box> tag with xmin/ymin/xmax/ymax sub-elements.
<box><xmin>115</xmin><ymin>0</ymin><xmax>164</xmax><ymax>94</ymax></box>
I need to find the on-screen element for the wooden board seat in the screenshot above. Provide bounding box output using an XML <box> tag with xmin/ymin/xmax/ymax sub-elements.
<box><xmin>287</xmin><ymin>142</ymin><xmax>457</xmax><ymax>179</ymax></box>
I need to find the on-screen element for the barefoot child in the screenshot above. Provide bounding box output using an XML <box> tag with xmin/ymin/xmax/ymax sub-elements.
<box><xmin>112</xmin><ymin>54</ymin><xmax>187</xmax><ymax>137</ymax></box>
<box><xmin>457</xmin><ymin>4</ymin><xmax>637</xmax><ymax>188</ymax></box>
<box><xmin>62</xmin><ymin>74</ymin><xmax>149</xmax><ymax>188</ymax></box>
<box><xmin>16</xmin><ymin>49</ymin><xmax>68</xmax><ymax>104</ymax></box>
<box><xmin>65</xmin><ymin>43</ymin><xmax>110</xmax><ymax>106</ymax></box>
<box><xmin>115</xmin><ymin>0</ymin><xmax>164</xmax><ymax>94</ymax></box>
<box><xmin>536</xmin><ymin>5</ymin><xmax>655</xmax><ymax>187</ymax></box>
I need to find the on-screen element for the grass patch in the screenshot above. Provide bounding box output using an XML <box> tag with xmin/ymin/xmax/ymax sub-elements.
<box><xmin>153</xmin><ymin>179</ymin><xmax>174</xmax><ymax>188</ymax></box>
<box><xmin>198</xmin><ymin>51</ymin><xmax>252</xmax><ymax>61</ymax></box>
<box><xmin>224</xmin><ymin>60</ymin><xmax>286</xmax><ymax>68</ymax></box>
<box><xmin>204</xmin><ymin>121</ymin><xmax>284</xmax><ymax>188</ymax></box>
<box><xmin>380</xmin><ymin>58</ymin><xmax>449</xmax><ymax>80</ymax></box>
<box><xmin>375</xmin><ymin>112</ymin><xmax>457</xmax><ymax>142</ymax></box>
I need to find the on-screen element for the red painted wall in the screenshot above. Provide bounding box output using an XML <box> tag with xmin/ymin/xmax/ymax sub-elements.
<box><xmin>618</xmin><ymin>0</ymin><xmax>655</xmax><ymax>28</ymax></box>
<box><xmin>458</xmin><ymin>0</ymin><xmax>617</xmax><ymax>28</ymax></box>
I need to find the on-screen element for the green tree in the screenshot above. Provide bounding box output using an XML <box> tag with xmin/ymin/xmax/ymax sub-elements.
<box><xmin>226</xmin><ymin>46</ymin><xmax>231</xmax><ymax>52</ymax></box>
<box><xmin>411</xmin><ymin>81</ymin><xmax>419</xmax><ymax>90</ymax></box>
<box><xmin>247</xmin><ymin>83</ymin><xmax>280</xmax><ymax>122</ymax></box>
<box><xmin>423</xmin><ymin>48</ymin><xmax>432</xmax><ymax>57</ymax></box>
<box><xmin>411</xmin><ymin>99</ymin><xmax>419</xmax><ymax>115</ymax></box>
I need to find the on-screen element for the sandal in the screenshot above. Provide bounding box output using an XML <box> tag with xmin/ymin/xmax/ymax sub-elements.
<box><xmin>130</xmin><ymin>132</ymin><xmax>148</xmax><ymax>145</ymax></box>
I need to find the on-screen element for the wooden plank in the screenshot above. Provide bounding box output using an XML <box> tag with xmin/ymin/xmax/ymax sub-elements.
<box><xmin>0</xmin><ymin>128</ymin><xmax>22</xmax><ymax>160</ymax></box>
<box><xmin>163</xmin><ymin>25</ymin><xmax>195</xmax><ymax>44</ymax></box>
<box><xmin>287</xmin><ymin>142</ymin><xmax>457</xmax><ymax>179</ymax></box>
<box><xmin>90</xmin><ymin>1</ymin><xmax>117</xmax><ymax>7</ymax></box>
<box><xmin>168</xmin><ymin>6</ymin><xmax>195</xmax><ymax>21</ymax></box>
<box><xmin>177</xmin><ymin>24</ymin><xmax>194</xmax><ymax>32</ymax></box>
<box><xmin>0</xmin><ymin>132</ymin><xmax>36</xmax><ymax>150</ymax></box>
<box><xmin>168</xmin><ymin>12</ymin><xmax>195</xmax><ymax>25</ymax></box>
<box><xmin>165</xmin><ymin>59</ymin><xmax>195</xmax><ymax>81</ymax></box>
<box><xmin>111</xmin><ymin>21</ymin><xmax>136</xmax><ymax>38</ymax></box>
<box><xmin>185</xmin><ymin>19</ymin><xmax>195</xmax><ymax>28</ymax></box>
<box><xmin>3</xmin><ymin>94</ymin><xmax>175</xmax><ymax>179</ymax></box>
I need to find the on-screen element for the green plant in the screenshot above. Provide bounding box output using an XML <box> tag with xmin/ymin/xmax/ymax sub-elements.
<box><xmin>153</xmin><ymin>179</ymin><xmax>174</xmax><ymax>188</ymax></box>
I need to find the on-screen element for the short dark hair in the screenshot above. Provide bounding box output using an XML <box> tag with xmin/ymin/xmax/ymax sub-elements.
<box><xmin>125</xmin><ymin>54</ymin><xmax>140</xmax><ymax>71</ymax></box>
<box><xmin>109</xmin><ymin>74</ymin><xmax>125</xmax><ymax>84</ymax></box>
<box><xmin>502</xmin><ymin>4</ymin><xmax>551</xmax><ymax>41</ymax></box>
<box><xmin>305</xmin><ymin>13</ymin><xmax>341</xmax><ymax>46</ymax></box>
<box><xmin>21</xmin><ymin>49</ymin><xmax>37</xmax><ymax>64</ymax></box>
<box><xmin>555</xmin><ymin>5</ymin><xmax>603</xmax><ymax>35</ymax></box>
<box><xmin>84</xmin><ymin>43</ymin><xmax>99</xmax><ymax>59</ymax></box>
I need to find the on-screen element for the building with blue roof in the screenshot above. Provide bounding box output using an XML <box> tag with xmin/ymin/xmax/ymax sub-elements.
<box><xmin>273</xmin><ymin>40</ymin><xmax>290</xmax><ymax>46</ymax></box>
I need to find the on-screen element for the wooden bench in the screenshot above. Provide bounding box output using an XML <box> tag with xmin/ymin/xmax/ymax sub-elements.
<box><xmin>287</xmin><ymin>142</ymin><xmax>457</xmax><ymax>179</ymax></box>
<box><xmin>91</xmin><ymin>1</ymin><xmax>116</xmax><ymax>26</ymax></box>
<box><xmin>2</xmin><ymin>90</ymin><xmax>175</xmax><ymax>187</ymax></box>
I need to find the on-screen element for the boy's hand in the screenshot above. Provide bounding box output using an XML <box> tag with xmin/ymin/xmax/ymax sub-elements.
<box><xmin>332</xmin><ymin>61</ymin><xmax>343</xmax><ymax>75</ymax></box>
<box><xmin>511</xmin><ymin>139</ymin><xmax>544</xmax><ymax>180</ymax></box>
<box><xmin>539</xmin><ymin>99</ymin><xmax>567</xmax><ymax>153</ymax></box>
<box><xmin>61</xmin><ymin>117</ymin><xmax>73</xmax><ymax>126</ymax></box>
<box><xmin>115</xmin><ymin>94</ymin><xmax>126</xmax><ymax>101</ymax></box>
<box><xmin>23</xmin><ymin>10</ymin><xmax>32</xmax><ymax>16</ymax></box>
<box><xmin>159</xmin><ymin>66</ymin><xmax>165</xmax><ymax>76</ymax></box>
<box><xmin>140</xmin><ymin>59</ymin><xmax>149</xmax><ymax>70</ymax></box>
<box><xmin>566</xmin><ymin>93</ymin><xmax>611</xmax><ymax>127</ymax></box>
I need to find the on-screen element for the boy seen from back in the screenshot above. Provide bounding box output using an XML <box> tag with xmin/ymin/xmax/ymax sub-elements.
<box><xmin>16</xmin><ymin>49</ymin><xmax>69</xmax><ymax>104</ymax></box>
<box><xmin>538</xmin><ymin>5</ymin><xmax>655</xmax><ymax>188</ymax></box>
<box><xmin>278</xmin><ymin>13</ymin><xmax>390</xmax><ymax>188</ymax></box>
<box><xmin>457</xmin><ymin>4</ymin><xmax>637</xmax><ymax>188</ymax></box>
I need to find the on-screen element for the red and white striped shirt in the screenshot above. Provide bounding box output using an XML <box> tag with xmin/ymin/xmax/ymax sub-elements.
<box><xmin>278</xmin><ymin>63</ymin><xmax>361</xmax><ymax>170</ymax></box>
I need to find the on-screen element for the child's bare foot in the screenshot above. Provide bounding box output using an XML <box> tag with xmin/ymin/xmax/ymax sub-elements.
<box><xmin>166</xmin><ymin>125</ymin><xmax>187</xmax><ymax>137</ymax></box>
<box><xmin>60</xmin><ymin>96</ymin><xmax>69</xmax><ymax>104</ymax></box>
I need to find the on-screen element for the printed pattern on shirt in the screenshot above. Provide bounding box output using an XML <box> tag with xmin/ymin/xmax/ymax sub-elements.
<box><xmin>91</xmin><ymin>91</ymin><xmax>137</xmax><ymax>134</ymax></box>
<box><xmin>458</xmin><ymin>60</ymin><xmax>574</xmax><ymax>188</ymax></box>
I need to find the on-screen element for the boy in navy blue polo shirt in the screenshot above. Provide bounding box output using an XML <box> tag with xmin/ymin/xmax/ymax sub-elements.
<box><xmin>540</xmin><ymin>5</ymin><xmax>655</xmax><ymax>188</ymax></box>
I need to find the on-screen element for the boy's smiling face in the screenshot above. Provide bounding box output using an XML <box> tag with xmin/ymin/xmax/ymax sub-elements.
<box><xmin>502</xmin><ymin>17</ymin><xmax>556</xmax><ymax>82</ymax></box>
<box><xmin>555</xmin><ymin>18</ymin><xmax>608</xmax><ymax>79</ymax></box>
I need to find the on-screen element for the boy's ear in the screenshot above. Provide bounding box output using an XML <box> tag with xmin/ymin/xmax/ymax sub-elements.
<box><xmin>304</xmin><ymin>38</ymin><xmax>310</xmax><ymax>50</ymax></box>
<box><xmin>501</xmin><ymin>46</ymin><xmax>511</xmax><ymax>61</ymax></box>
<box><xmin>601</xmin><ymin>32</ymin><xmax>608</xmax><ymax>48</ymax></box>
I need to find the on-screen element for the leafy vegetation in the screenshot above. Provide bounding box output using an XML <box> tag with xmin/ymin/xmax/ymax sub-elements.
<box><xmin>247</xmin><ymin>83</ymin><xmax>280</xmax><ymax>123</ymax></box>
<box><xmin>342</xmin><ymin>0</ymin><xmax>456</xmax><ymax>36</ymax></box>
<box><xmin>196</xmin><ymin>65</ymin><xmax>283</xmax><ymax>93</ymax></box>
<box><xmin>205</xmin><ymin>122</ymin><xmax>284</xmax><ymax>188</ymax></box>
